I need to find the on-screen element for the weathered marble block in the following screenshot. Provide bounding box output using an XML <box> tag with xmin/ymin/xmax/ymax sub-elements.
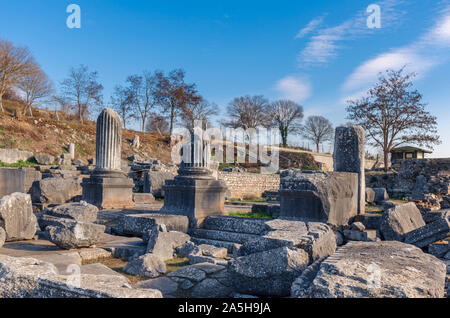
<box><xmin>279</xmin><ymin>170</ymin><xmax>358</xmax><ymax>226</ymax></box>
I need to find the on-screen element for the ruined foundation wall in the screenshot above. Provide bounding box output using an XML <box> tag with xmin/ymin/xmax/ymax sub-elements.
<box><xmin>366</xmin><ymin>158</ymin><xmax>450</xmax><ymax>195</ymax></box>
<box><xmin>218</xmin><ymin>172</ymin><xmax>280</xmax><ymax>199</ymax></box>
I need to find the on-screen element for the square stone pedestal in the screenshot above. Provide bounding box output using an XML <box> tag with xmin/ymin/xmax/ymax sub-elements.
<box><xmin>160</xmin><ymin>176</ymin><xmax>227</xmax><ymax>228</ymax></box>
<box><xmin>82</xmin><ymin>171</ymin><xmax>135</xmax><ymax>209</ymax></box>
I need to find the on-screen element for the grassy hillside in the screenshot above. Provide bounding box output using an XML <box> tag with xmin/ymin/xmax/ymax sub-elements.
<box><xmin>0</xmin><ymin>99</ymin><xmax>173</xmax><ymax>163</ymax></box>
<box><xmin>0</xmin><ymin>99</ymin><xmax>319</xmax><ymax>170</ymax></box>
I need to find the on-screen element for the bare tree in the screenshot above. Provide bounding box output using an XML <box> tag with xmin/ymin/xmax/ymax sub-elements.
<box><xmin>145</xmin><ymin>112</ymin><xmax>169</xmax><ymax>136</ymax></box>
<box><xmin>154</xmin><ymin>69</ymin><xmax>201</xmax><ymax>137</ymax></box>
<box><xmin>0</xmin><ymin>40</ymin><xmax>35</xmax><ymax>112</ymax></box>
<box><xmin>59</xmin><ymin>65</ymin><xmax>103</xmax><ymax>123</ymax></box>
<box><xmin>110</xmin><ymin>85</ymin><xmax>135</xmax><ymax>129</ymax></box>
<box><xmin>16</xmin><ymin>63</ymin><xmax>54</xmax><ymax>116</ymax></box>
<box><xmin>181</xmin><ymin>98</ymin><xmax>218</xmax><ymax>129</ymax></box>
<box><xmin>268</xmin><ymin>99</ymin><xmax>304</xmax><ymax>147</ymax></box>
<box><xmin>223</xmin><ymin>95</ymin><xmax>269</xmax><ymax>129</ymax></box>
<box><xmin>346</xmin><ymin>67</ymin><xmax>440</xmax><ymax>170</ymax></box>
<box><xmin>302</xmin><ymin>116</ymin><xmax>334</xmax><ymax>153</ymax></box>
<box><xmin>125</xmin><ymin>71</ymin><xmax>156</xmax><ymax>131</ymax></box>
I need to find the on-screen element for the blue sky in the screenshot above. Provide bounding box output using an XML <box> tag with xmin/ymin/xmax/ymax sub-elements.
<box><xmin>1</xmin><ymin>0</ymin><xmax>450</xmax><ymax>157</ymax></box>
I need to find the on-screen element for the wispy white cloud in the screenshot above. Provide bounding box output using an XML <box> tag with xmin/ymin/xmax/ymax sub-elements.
<box><xmin>343</xmin><ymin>5</ymin><xmax>450</xmax><ymax>93</ymax></box>
<box><xmin>295</xmin><ymin>15</ymin><xmax>326</xmax><ymax>39</ymax></box>
<box><xmin>275</xmin><ymin>75</ymin><xmax>312</xmax><ymax>103</ymax></box>
<box><xmin>343</xmin><ymin>49</ymin><xmax>436</xmax><ymax>91</ymax></box>
<box><xmin>297</xmin><ymin>0</ymin><xmax>407</xmax><ymax>67</ymax></box>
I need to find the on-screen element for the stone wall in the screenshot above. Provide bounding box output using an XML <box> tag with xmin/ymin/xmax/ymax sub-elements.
<box><xmin>308</xmin><ymin>153</ymin><xmax>378</xmax><ymax>171</ymax></box>
<box><xmin>0</xmin><ymin>149</ymin><xmax>33</xmax><ymax>164</ymax></box>
<box><xmin>0</xmin><ymin>168</ymin><xmax>42</xmax><ymax>198</ymax></box>
<box><xmin>310</xmin><ymin>153</ymin><xmax>333</xmax><ymax>171</ymax></box>
<box><xmin>218</xmin><ymin>172</ymin><xmax>280</xmax><ymax>199</ymax></box>
<box><xmin>366</xmin><ymin>158</ymin><xmax>450</xmax><ymax>197</ymax></box>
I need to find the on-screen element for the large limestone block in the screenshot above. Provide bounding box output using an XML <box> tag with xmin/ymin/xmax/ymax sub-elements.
<box><xmin>0</xmin><ymin>149</ymin><xmax>33</xmax><ymax>164</ymax></box>
<box><xmin>238</xmin><ymin>220</ymin><xmax>337</xmax><ymax>265</ymax></box>
<box><xmin>373</xmin><ymin>188</ymin><xmax>389</xmax><ymax>203</ymax></box>
<box><xmin>380</xmin><ymin>202</ymin><xmax>426</xmax><ymax>241</ymax></box>
<box><xmin>0</xmin><ymin>193</ymin><xmax>37</xmax><ymax>241</ymax></box>
<box><xmin>30</xmin><ymin>177</ymin><xmax>82</xmax><ymax>204</ymax></box>
<box><xmin>300</xmin><ymin>241</ymin><xmax>447</xmax><ymax>298</ymax></box>
<box><xmin>404</xmin><ymin>213</ymin><xmax>450</xmax><ymax>248</ymax></box>
<box><xmin>0</xmin><ymin>255</ymin><xmax>162</xmax><ymax>298</ymax></box>
<box><xmin>146</xmin><ymin>231</ymin><xmax>190</xmax><ymax>261</ymax></box>
<box><xmin>279</xmin><ymin>170</ymin><xmax>358</xmax><ymax>226</ymax></box>
<box><xmin>0</xmin><ymin>167</ymin><xmax>42</xmax><ymax>198</ymax></box>
<box><xmin>143</xmin><ymin>171</ymin><xmax>175</xmax><ymax>198</ymax></box>
<box><xmin>34</xmin><ymin>154</ymin><xmax>55</xmax><ymax>165</ymax></box>
<box><xmin>43</xmin><ymin>201</ymin><xmax>99</xmax><ymax>223</ymax></box>
<box><xmin>119</xmin><ymin>213</ymin><xmax>189</xmax><ymax>239</ymax></box>
<box><xmin>46</xmin><ymin>221</ymin><xmax>106</xmax><ymax>250</ymax></box>
<box><xmin>123</xmin><ymin>254</ymin><xmax>166</xmax><ymax>278</ymax></box>
<box><xmin>229</xmin><ymin>246</ymin><xmax>309</xmax><ymax>297</ymax></box>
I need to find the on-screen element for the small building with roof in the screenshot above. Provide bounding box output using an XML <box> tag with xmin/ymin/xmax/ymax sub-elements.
<box><xmin>390</xmin><ymin>146</ymin><xmax>432</xmax><ymax>162</ymax></box>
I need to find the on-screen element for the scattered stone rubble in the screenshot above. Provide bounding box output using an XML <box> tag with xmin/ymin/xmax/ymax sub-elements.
<box><xmin>291</xmin><ymin>241</ymin><xmax>447</xmax><ymax>298</ymax></box>
<box><xmin>0</xmin><ymin>122</ymin><xmax>449</xmax><ymax>299</ymax></box>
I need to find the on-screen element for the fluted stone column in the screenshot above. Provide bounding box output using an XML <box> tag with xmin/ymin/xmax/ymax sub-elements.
<box><xmin>161</xmin><ymin>127</ymin><xmax>228</xmax><ymax>228</ymax></box>
<box><xmin>82</xmin><ymin>108</ymin><xmax>134</xmax><ymax>209</ymax></box>
<box><xmin>179</xmin><ymin>127</ymin><xmax>212</xmax><ymax>177</ymax></box>
<box><xmin>95</xmin><ymin>108</ymin><xmax>122</xmax><ymax>171</ymax></box>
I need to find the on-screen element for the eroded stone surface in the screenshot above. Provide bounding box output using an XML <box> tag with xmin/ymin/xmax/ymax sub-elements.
<box><xmin>0</xmin><ymin>193</ymin><xmax>37</xmax><ymax>241</ymax></box>
<box><xmin>380</xmin><ymin>202</ymin><xmax>425</xmax><ymax>241</ymax></box>
<box><xmin>46</xmin><ymin>221</ymin><xmax>106</xmax><ymax>250</ymax></box>
<box><xmin>146</xmin><ymin>231</ymin><xmax>190</xmax><ymax>261</ymax></box>
<box><xmin>123</xmin><ymin>254</ymin><xmax>166</xmax><ymax>278</ymax></box>
<box><xmin>238</xmin><ymin>220</ymin><xmax>337</xmax><ymax>263</ymax></box>
<box><xmin>0</xmin><ymin>255</ymin><xmax>162</xmax><ymax>298</ymax></box>
<box><xmin>43</xmin><ymin>201</ymin><xmax>99</xmax><ymax>223</ymax></box>
<box><xmin>279</xmin><ymin>170</ymin><xmax>358</xmax><ymax>226</ymax></box>
<box><xmin>230</xmin><ymin>246</ymin><xmax>309</xmax><ymax>296</ymax></box>
<box><xmin>299</xmin><ymin>241</ymin><xmax>446</xmax><ymax>298</ymax></box>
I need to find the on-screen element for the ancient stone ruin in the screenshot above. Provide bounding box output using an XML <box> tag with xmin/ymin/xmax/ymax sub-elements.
<box><xmin>81</xmin><ymin>108</ymin><xmax>134</xmax><ymax>209</ymax></box>
<box><xmin>278</xmin><ymin>125</ymin><xmax>364</xmax><ymax>226</ymax></box>
<box><xmin>0</xmin><ymin>115</ymin><xmax>448</xmax><ymax>300</ymax></box>
<box><xmin>160</xmin><ymin>127</ymin><xmax>228</xmax><ymax>228</ymax></box>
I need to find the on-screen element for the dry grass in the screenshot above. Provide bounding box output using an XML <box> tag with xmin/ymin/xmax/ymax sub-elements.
<box><xmin>82</xmin><ymin>257</ymin><xmax>147</xmax><ymax>284</ymax></box>
<box><xmin>165</xmin><ymin>257</ymin><xmax>189</xmax><ymax>273</ymax></box>
<box><xmin>82</xmin><ymin>256</ymin><xmax>190</xmax><ymax>283</ymax></box>
<box><xmin>0</xmin><ymin>99</ymin><xmax>172</xmax><ymax>163</ymax></box>
<box><xmin>365</xmin><ymin>204</ymin><xmax>383</xmax><ymax>213</ymax></box>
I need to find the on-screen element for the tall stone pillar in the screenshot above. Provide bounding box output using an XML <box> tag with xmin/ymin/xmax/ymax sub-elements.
<box><xmin>68</xmin><ymin>143</ymin><xmax>75</xmax><ymax>160</ymax></box>
<box><xmin>333</xmin><ymin>126</ymin><xmax>365</xmax><ymax>214</ymax></box>
<box><xmin>160</xmin><ymin>127</ymin><xmax>228</xmax><ymax>228</ymax></box>
<box><xmin>81</xmin><ymin>108</ymin><xmax>134</xmax><ymax>209</ymax></box>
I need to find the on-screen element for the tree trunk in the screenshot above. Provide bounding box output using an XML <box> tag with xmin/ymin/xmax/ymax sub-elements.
<box><xmin>0</xmin><ymin>95</ymin><xmax>4</xmax><ymax>113</ymax></box>
<box><xmin>169</xmin><ymin>104</ymin><xmax>175</xmax><ymax>137</ymax></box>
<box><xmin>78</xmin><ymin>103</ymin><xmax>83</xmax><ymax>123</ymax></box>
<box><xmin>383</xmin><ymin>149</ymin><xmax>389</xmax><ymax>172</ymax></box>
<box><xmin>280</xmin><ymin>126</ymin><xmax>288</xmax><ymax>147</ymax></box>
<box><xmin>316</xmin><ymin>143</ymin><xmax>320</xmax><ymax>153</ymax></box>
<box><xmin>28</xmin><ymin>105</ymin><xmax>33</xmax><ymax>117</ymax></box>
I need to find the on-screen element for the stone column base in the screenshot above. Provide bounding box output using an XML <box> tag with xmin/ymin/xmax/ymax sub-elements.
<box><xmin>81</xmin><ymin>170</ymin><xmax>135</xmax><ymax>209</ymax></box>
<box><xmin>160</xmin><ymin>175</ymin><xmax>228</xmax><ymax>228</ymax></box>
